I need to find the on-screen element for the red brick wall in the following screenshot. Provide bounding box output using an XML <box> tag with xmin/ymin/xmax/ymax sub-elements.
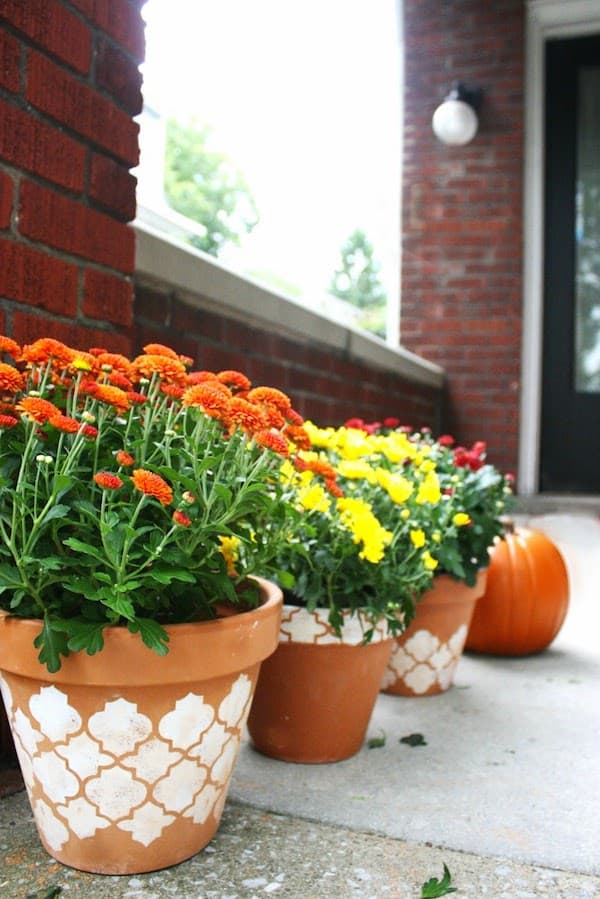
<box><xmin>400</xmin><ymin>0</ymin><xmax>524</xmax><ymax>475</ymax></box>
<box><xmin>134</xmin><ymin>281</ymin><xmax>441</xmax><ymax>429</ymax></box>
<box><xmin>0</xmin><ymin>0</ymin><xmax>143</xmax><ymax>352</ymax></box>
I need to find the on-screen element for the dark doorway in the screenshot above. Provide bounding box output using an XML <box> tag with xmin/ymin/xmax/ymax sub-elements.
<box><xmin>541</xmin><ymin>33</ymin><xmax>600</xmax><ymax>493</ymax></box>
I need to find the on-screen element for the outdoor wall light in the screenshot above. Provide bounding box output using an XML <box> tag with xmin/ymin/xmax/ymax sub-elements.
<box><xmin>432</xmin><ymin>82</ymin><xmax>483</xmax><ymax>146</ymax></box>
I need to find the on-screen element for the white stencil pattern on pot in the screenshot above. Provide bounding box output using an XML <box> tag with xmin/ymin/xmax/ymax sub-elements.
<box><xmin>279</xmin><ymin>605</ymin><xmax>391</xmax><ymax>645</ymax></box>
<box><xmin>381</xmin><ymin>625</ymin><xmax>469</xmax><ymax>694</ymax></box>
<box><xmin>0</xmin><ymin>672</ymin><xmax>252</xmax><ymax>850</ymax></box>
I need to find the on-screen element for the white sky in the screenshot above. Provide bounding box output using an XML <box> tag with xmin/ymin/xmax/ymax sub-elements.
<box><xmin>141</xmin><ymin>0</ymin><xmax>401</xmax><ymax>303</ymax></box>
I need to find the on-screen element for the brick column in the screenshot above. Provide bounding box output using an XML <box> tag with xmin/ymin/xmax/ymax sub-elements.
<box><xmin>400</xmin><ymin>0</ymin><xmax>524</xmax><ymax>476</ymax></box>
<box><xmin>0</xmin><ymin>0</ymin><xmax>144</xmax><ymax>353</ymax></box>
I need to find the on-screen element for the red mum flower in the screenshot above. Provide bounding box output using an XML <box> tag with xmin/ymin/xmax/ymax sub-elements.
<box><xmin>131</xmin><ymin>469</ymin><xmax>173</xmax><ymax>506</ymax></box>
<box><xmin>126</xmin><ymin>391</ymin><xmax>147</xmax><ymax>405</ymax></box>
<box><xmin>107</xmin><ymin>370</ymin><xmax>133</xmax><ymax>391</ymax></box>
<box><xmin>438</xmin><ymin>434</ymin><xmax>455</xmax><ymax>446</ymax></box>
<box><xmin>0</xmin><ymin>414</ymin><xmax>18</xmax><ymax>428</ymax></box>
<box><xmin>116</xmin><ymin>450</ymin><xmax>135</xmax><ymax>466</ymax></box>
<box><xmin>253</xmin><ymin>429</ymin><xmax>290</xmax><ymax>457</ymax></box>
<box><xmin>94</xmin><ymin>472</ymin><xmax>123</xmax><ymax>490</ymax></box>
<box><xmin>172</xmin><ymin>509</ymin><xmax>192</xmax><ymax>527</ymax></box>
<box><xmin>344</xmin><ymin>417</ymin><xmax>365</xmax><ymax>430</ymax></box>
<box><xmin>82</xmin><ymin>425</ymin><xmax>99</xmax><ymax>439</ymax></box>
<box><xmin>383</xmin><ymin>417</ymin><xmax>400</xmax><ymax>429</ymax></box>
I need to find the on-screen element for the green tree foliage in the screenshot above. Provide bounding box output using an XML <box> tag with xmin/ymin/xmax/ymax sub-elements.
<box><xmin>164</xmin><ymin>117</ymin><xmax>258</xmax><ymax>257</ymax></box>
<box><xmin>329</xmin><ymin>229</ymin><xmax>388</xmax><ymax>337</ymax></box>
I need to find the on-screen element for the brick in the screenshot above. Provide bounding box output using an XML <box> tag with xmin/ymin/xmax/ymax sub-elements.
<box><xmin>83</xmin><ymin>268</ymin><xmax>133</xmax><ymax>326</ymax></box>
<box><xmin>0</xmin><ymin>237</ymin><xmax>78</xmax><ymax>314</ymax></box>
<box><xmin>0</xmin><ymin>98</ymin><xmax>85</xmax><ymax>192</ymax></box>
<box><xmin>96</xmin><ymin>38</ymin><xmax>143</xmax><ymax>116</ymax></box>
<box><xmin>19</xmin><ymin>180</ymin><xmax>135</xmax><ymax>274</ymax></box>
<box><xmin>0</xmin><ymin>31</ymin><xmax>21</xmax><ymax>94</ymax></box>
<box><xmin>89</xmin><ymin>152</ymin><xmax>137</xmax><ymax>221</ymax></box>
<box><xmin>0</xmin><ymin>172</ymin><xmax>14</xmax><ymax>229</ymax></box>
<box><xmin>26</xmin><ymin>51</ymin><xmax>139</xmax><ymax>166</ymax></box>
<box><xmin>12</xmin><ymin>310</ymin><xmax>132</xmax><ymax>355</ymax></box>
<box><xmin>0</xmin><ymin>0</ymin><xmax>91</xmax><ymax>74</ymax></box>
<box><xmin>134</xmin><ymin>284</ymin><xmax>171</xmax><ymax>326</ymax></box>
<box><xmin>69</xmin><ymin>0</ymin><xmax>94</xmax><ymax>16</ymax></box>
<box><xmin>92</xmin><ymin>0</ymin><xmax>146</xmax><ymax>62</ymax></box>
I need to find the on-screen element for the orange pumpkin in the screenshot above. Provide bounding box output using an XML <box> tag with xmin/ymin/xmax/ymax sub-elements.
<box><xmin>465</xmin><ymin>525</ymin><xmax>569</xmax><ymax>656</ymax></box>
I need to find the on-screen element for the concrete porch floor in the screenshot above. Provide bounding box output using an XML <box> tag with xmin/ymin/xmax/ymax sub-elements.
<box><xmin>1</xmin><ymin>513</ymin><xmax>599</xmax><ymax>898</ymax></box>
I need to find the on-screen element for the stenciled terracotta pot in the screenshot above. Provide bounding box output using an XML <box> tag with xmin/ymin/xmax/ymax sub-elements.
<box><xmin>0</xmin><ymin>577</ymin><xmax>282</xmax><ymax>875</ymax></box>
<box><xmin>246</xmin><ymin>604</ymin><xmax>393</xmax><ymax>763</ymax></box>
<box><xmin>380</xmin><ymin>570</ymin><xmax>487</xmax><ymax>697</ymax></box>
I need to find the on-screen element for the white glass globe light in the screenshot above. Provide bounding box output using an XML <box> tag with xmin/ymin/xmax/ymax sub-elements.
<box><xmin>432</xmin><ymin>98</ymin><xmax>479</xmax><ymax>146</ymax></box>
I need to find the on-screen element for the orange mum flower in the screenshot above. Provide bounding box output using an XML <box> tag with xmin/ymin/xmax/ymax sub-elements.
<box><xmin>95</xmin><ymin>352</ymin><xmax>135</xmax><ymax>379</ymax></box>
<box><xmin>0</xmin><ymin>414</ymin><xmax>18</xmax><ymax>428</ymax></box>
<box><xmin>325</xmin><ymin>478</ymin><xmax>344</xmax><ymax>498</ymax></box>
<box><xmin>286</xmin><ymin>408</ymin><xmax>305</xmax><ymax>426</ymax></box>
<box><xmin>186</xmin><ymin>370</ymin><xmax>220</xmax><ymax>386</ymax></box>
<box><xmin>91</xmin><ymin>383</ymin><xmax>130</xmax><ymax>413</ymax></box>
<box><xmin>131</xmin><ymin>469</ymin><xmax>173</xmax><ymax>506</ymax></box>
<box><xmin>89</xmin><ymin>347</ymin><xmax>109</xmax><ymax>356</ymax></box>
<box><xmin>19</xmin><ymin>338</ymin><xmax>75</xmax><ymax>368</ymax></box>
<box><xmin>116</xmin><ymin>450</ymin><xmax>135</xmax><ymax>466</ymax></box>
<box><xmin>253</xmin><ymin>429</ymin><xmax>290</xmax><ymax>457</ymax></box>
<box><xmin>226</xmin><ymin>397</ymin><xmax>266</xmax><ymax>433</ymax></box>
<box><xmin>0</xmin><ymin>337</ymin><xmax>21</xmax><ymax>358</ymax></box>
<box><xmin>132</xmin><ymin>354</ymin><xmax>187</xmax><ymax>385</ymax></box>
<box><xmin>107</xmin><ymin>370</ymin><xmax>133</xmax><ymax>391</ymax></box>
<box><xmin>160</xmin><ymin>383</ymin><xmax>184</xmax><ymax>399</ymax></box>
<box><xmin>49</xmin><ymin>414</ymin><xmax>80</xmax><ymax>434</ymax></box>
<box><xmin>126</xmin><ymin>391</ymin><xmax>147</xmax><ymax>405</ymax></box>
<box><xmin>17</xmin><ymin>397</ymin><xmax>61</xmax><ymax>423</ymax></box>
<box><xmin>182</xmin><ymin>384</ymin><xmax>230</xmax><ymax>418</ymax></box>
<box><xmin>217</xmin><ymin>370</ymin><xmax>251</xmax><ymax>392</ymax></box>
<box><xmin>94</xmin><ymin>472</ymin><xmax>123</xmax><ymax>490</ymax></box>
<box><xmin>260</xmin><ymin>406</ymin><xmax>286</xmax><ymax>429</ymax></box>
<box><xmin>143</xmin><ymin>342</ymin><xmax>179</xmax><ymax>359</ymax></box>
<box><xmin>179</xmin><ymin>354</ymin><xmax>194</xmax><ymax>368</ymax></box>
<box><xmin>172</xmin><ymin>509</ymin><xmax>192</xmax><ymax>527</ymax></box>
<box><xmin>0</xmin><ymin>363</ymin><xmax>24</xmax><ymax>394</ymax></box>
<box><xmin>284</xmin><ymin>425</ymin><xmax>311</xmax><ymax>451</ymax></box>
<box><xmin>247</xmin><ymin>386</ymin><xmax>291</xmax><ymax>412</ymax></box>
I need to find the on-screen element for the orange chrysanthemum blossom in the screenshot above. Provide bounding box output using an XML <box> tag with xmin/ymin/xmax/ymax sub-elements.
<box><xmin>82</xmin><ymin>424</ymin><xmax>98</xmax><ymax>439</ymax></box>
<box><xmin>285</xmin><ymin>407</ymin><xmax>305</xmax><ymax>427</ymax></box>
<box><xmin>284</xmin><ymin>424</ymin><xmax>311</xmax><ymax>451</ymax></box>
<box><xmin>325</xmin><ymin>478</ymin><xmax>344</xmax><ymax>498</ymax></box>
<box><xmin>247</xmin><ymin>386</ymin><xmax>291</xmax><ymax>413</ymax></box>
<box><xmin>0</xmin><ymin>363</ymin><xmax>24</xmax><ymax>394</ymax></box>
<box><xmin>259</xmin><ymin>405</ymin><xmax>286</xmax><ymax>429</ymax></box>
<box><xmin>298</xmin><ymin>456</ymin><xmax>338</xmax><ymax>482</ymax></box>
<box><xmin>226</xmin><ymin>397</ymin><xmax>267</xmax><ymax>434</ymax></box>
<box><xmin>131</xmin><ymin>469</ymin><xmax>174</xmax><ymax>506</ymax></box>
<box><xmin>172</xmin><ymin>509</ymin><xmax>192</xmax><ymax>527</ymax></box>
<box><xmin>186</xmin><ymin>370</ymin><xmax>221</xmax><ymax>386</ymax></box>
<box><xmin>107</xmin><ymin>370</ymin><xmax>133</xmax><ymax>391</ymax></box>
<box><xmin>17</xmin><ymin>397</ymin><xmax>61</xmax><ymax>423</ymax></box>
<box><xmin>217</xmin><ymin>370</ymin><xmax>252</xmax><ymax>392</ymax></box>
<box><xmin>95</xmin><ymin>352</ymin><xmax>135</xmax><ymax>380</ymax></box>
<box><xmin>253</xmin><ymin>429</ymin><xmax>289</xmax><ymax>457</ymax></box>
<box><xmin>0</xmin><ymin>414</ymin><xmax>19</xmax><ymax>428</ymax></box>
<box><xmin>116</xmin><ymin>450</ymin><xmax>135</xmax><ymax>466</ymax></box>
<box><xmin>132</xmin><ymin>354</ymin><xmax>188</xmax><ymax>385</ymax></box>
<box><xmin>94</xmin><ymin>472</ymin><xmax>123</xmax><ymax>490</ymax></box>
<box><xmin>160</xmin><ymin>383</ymin><xmax>184</xmax><ymax>400</ymax></box>
<box><xmin>91</xmin><ymin>383</ymin><xmax>130</xmax><ymax>413</ymax></box>
<box><xmin>69</xmin><ymin>353</ymin><xmax>95</xmax><ymax>373</ymax></box>
<box><xmin>143</xmin><ymin>343</ymin><xmax>179</xmax><ymax>359</ymax></box>
<box><xmin>89</xmin><ymin>347</ymin><xmax>109</xmax><ymax>357</ymax></box>
<box><xmin>19</xmin><ymin>338</ymin><xmax>75</xmax><ymax>369</ymax></box>
<box><xmin>49</xmin><ymin>414</ymin><xmax>80</xmax><ymax>434</ymax></box>
<box><xmin>179</xmin><ymin>354</ymin><xmax>194</xmax><ymax>369</ymax></box>
<box><xmin>0</xmin><ymin>337</ymin><xmax>21</xmax><ymax>358</ymax></box>
<box><xmin>126</xmin><ymin>391</ymin><xmax>147</xmax><ymax>406</ymax></box>
<box><xmin>181</xmin><ymin>384</ymin><xmax>230</xmax><ymax>419</ymax></box>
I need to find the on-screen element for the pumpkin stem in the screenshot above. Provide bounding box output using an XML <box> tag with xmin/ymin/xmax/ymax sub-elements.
<box><xmin>500</xmin><ymin>515</ymin><xmax>515</xmax><ymax>535</ymax></box>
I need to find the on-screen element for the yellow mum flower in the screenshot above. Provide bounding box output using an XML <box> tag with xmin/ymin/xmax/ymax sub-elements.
<box><xmin>377</xmin><ymin>469</ymin><xmax>414</xmax><ymax>504</ymax></box>
<box><xmin>410</xmin><ymin>529</ymin><xmax>426</xmax><ymax>548</ymax></box>
<box><xmin>337</xmin><ymin>459</ymin><xmax>377</xmax><ymax>483</ymax></box>
<box><xmin>298</xmin><ymin>483</ymin><xmax>330</xmax><ymax>513</ymax></box>
<box><xmin>422</xmin><ymin>551</ymin><xmax>439</xmax><ymax>571</ymax></box>
<box><xmin>453</xmin><ymin>512</ymin><xmax>471</xmax><ymax>526</ymax></box>
<box><xmin>416</xmin><ymin>471</ymin><xmax>442</xmax><ymax>505</ymax></box>
<box><xmin>337</xmin><ymin>497</ymin><xmax>392</xmax><ymax>564</ymax></box>
<box><xmin>419</xmin><ymin>459</ymin><xmax>436</xmax><ymax>473</ymax></box>
<box><xmin>219</xmin><ymin>535</ymin><xmax>240</xmax><ymax>576</ymax></box>
<box><xmin>400</xmin><ymin>508</ymin><xmax>411</xmax><ymax>520</ymax></box>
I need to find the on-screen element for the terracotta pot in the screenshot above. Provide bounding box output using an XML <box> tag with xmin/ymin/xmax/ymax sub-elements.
<box><xmin>246</xmin><ymin>605</ymin><xmax>393</xmax><ymax>763</ymax></box>
<box><xmin>0</xmin><ymin>577</ymin><xmax>282</xmax><ymax>875</ymax></box>
<box><xmin>380</xmin><ymin>570</ymin><xmax>487</xmax><ymax>697</ymax></box>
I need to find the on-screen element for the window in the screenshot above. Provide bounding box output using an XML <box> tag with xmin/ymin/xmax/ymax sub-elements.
<box><xmin>138</xmin><ymin>0</ymin><xmax>401</xmax><ymax>343</ymax></box>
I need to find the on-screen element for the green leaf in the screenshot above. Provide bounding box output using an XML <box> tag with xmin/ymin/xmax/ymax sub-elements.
<box><xmin>148</xmin><ymin>566</ymin><xmax>196</xmax><ymax>585</ymax></box>
<box><xmin>128</xmin><ymin>617</ymin><xmax>169</xmax><ymax>655</ymax></box>
<box><xmin>39</xmin><ymin>503</ymin><xmax>70</xmax><ymax>523</ymax></box>
<box><xmin>421</xmin><ymin>863</ymin><xmax>457</xmax><ymax>898</ymax></box>
<box><xmin>100</xmin><ymin>593</ymin><xmax>135</xmax><ymax>621</ymax></box>
<box><xmin>33</xmin><ymin>618</ymin><xmax>70</xmax><ymax>673</ymax></box>
<box><xmin>61</xmin><ymin>619</ymin><xmax>106</xmax><ymax>656</ymax></box>
<box><xmin>367</xmin><ymin>729</ymin><xmax>386</xmax><ymax>749</ymax></box>
<box><xmin>0</xmin><ymin>563</ymin><xmax>25</xmax><ymax>589</ymax></box>
<box><xmin>400</xmin><ymin>733</ymin><xmax>427</xmax><ymax>747</ymax></box>
<box><xmin>63</xmin><ymin>537</ymin><xmax>107</xmax><ymax>565</ymax></box>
